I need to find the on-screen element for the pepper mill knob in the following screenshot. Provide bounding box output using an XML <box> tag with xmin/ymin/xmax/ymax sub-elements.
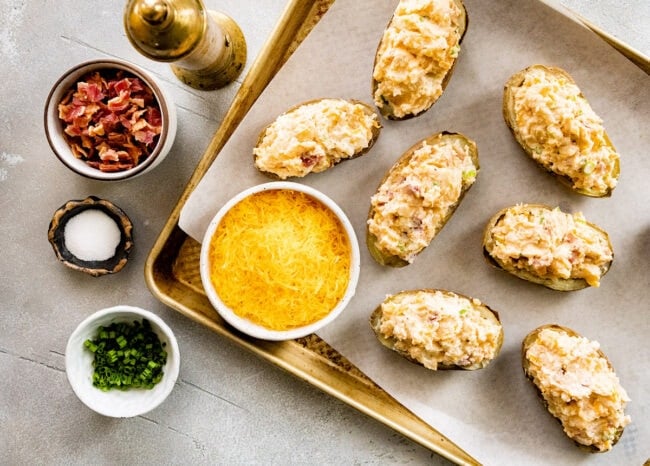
<box><xmin>139</xmin><ymin>1</ymin><xmax>168</xmax><ymax>25</ymax></box>
<box><xmin>124</xmin><ymin>0</ymin><xmax>247</xmax><ymax>90</ymax></box>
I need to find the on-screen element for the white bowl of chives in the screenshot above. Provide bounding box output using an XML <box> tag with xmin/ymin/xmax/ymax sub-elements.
<box><xmin>65</xmin><ymin>305</ymin><xmax>180</xmax><ymax>417</ymax></box>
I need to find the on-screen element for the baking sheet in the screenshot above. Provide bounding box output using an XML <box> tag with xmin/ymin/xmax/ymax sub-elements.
<box><xmin>179</xmin><ymin>0</ymin><xmax>649</xmax><ymax>464</ymax></box>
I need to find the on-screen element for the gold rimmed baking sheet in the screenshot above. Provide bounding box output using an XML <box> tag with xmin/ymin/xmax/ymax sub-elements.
<box><xmin>144</xmin><ymin>0</ymin><xmax>478</xmax><ymax>464</ymax></box>
<box><xmin>146</xmin><ymin>1</ymin><xmax>648</xmax><ymax>465</ymax></box>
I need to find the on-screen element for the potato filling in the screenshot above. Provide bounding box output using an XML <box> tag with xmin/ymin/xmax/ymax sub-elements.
<box><xmin>253</xmin><ymin>99</ymin><xmax>379</xmax><ymax>179</ymax></box>
<box><xmin>511</xmin><ymin>67</ymin><xmax>619</xmax><ymax>194</ymax></box>
<box><xmin>525</xmin><ymin>328</ymin><xmax>630</xmax><ymax>452</ymax></box>
<box><xmin>487</xmin><ymin>206</ymin><xmax>612</xmax><ymax>287</ymax></box>
<box><xmin>368</xmin><ymin>137</ymin><xmax>476</xmax><ymax>263</ymax></box>
<box><xmin>373</xmin><ymin>0</ymin><xmax>464</xmax><ymax>118</ymax></box>
<box><xmin>378</xmin><ymin>290</ymin><xmax>501</xmax><ymax>370</ymax></box>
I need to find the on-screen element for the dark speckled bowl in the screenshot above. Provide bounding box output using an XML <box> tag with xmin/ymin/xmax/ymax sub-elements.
<box><xmin>48</xmin><ymin>196</ymin><xmax>134</xmax><ymax>276</ymax></box>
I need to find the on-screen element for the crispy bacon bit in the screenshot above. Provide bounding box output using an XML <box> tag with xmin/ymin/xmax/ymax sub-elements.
<box><xmin>301</xmin><ymin>154</ymin><xmax>320</xmax><ymax>167</ymax></box>
<box><xmin>57</xmin><ymin>69</ymin><xmax>162</xmax><ymax>172</ymax></box>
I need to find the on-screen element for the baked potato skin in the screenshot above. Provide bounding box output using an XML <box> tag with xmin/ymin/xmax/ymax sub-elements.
<box><xmin>370</xmin><ymin>289</ymin><xmax>503</xmax><ymax>371</ymax></box>
<box><xmin>502</xmin><ymin>65</ymin><xmax>620</xmax><ymax>197</ymax></box>
<box><xmin>366</xmin><ymin>232</ymin><xmax>410</xmax><ymax>268</ymax></box>
<box><xmin>372</xmin><ymin>0</ymin><xmax>468</xmax><ymax>120</ymax></box>
<box><xmin>253</xmin><ymin>98</ymin><xmax>381</xmax><ymax>180</ymax></box>
<box><xmin>482</xmin><ymin>204</ymin><xmax>613</xmax><ymax>291</ymax></box>
<box><xmin>522</xmin><ymin>324</ymin><xmax>626</xmax><ymax>452</ymax></box>
<box><xmin>367</xmin><ymin>131</ymin><xmax>478</xmax><ymax>267</ymax></box>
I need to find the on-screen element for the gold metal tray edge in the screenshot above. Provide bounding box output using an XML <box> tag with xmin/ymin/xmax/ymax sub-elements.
<box><xmin>538</xmin><ymin>0</ymin><xmax>649</xmax><ymax>74</ymax></box>
<box><xmin>144</xmin><ymin>1</ymin><xmax>479</xmax><ymax>464</ymax></box>
<box><xmin>581</xmin><ymin>20</ymin><xmax>650</xmax><ymax>74</ymax></box>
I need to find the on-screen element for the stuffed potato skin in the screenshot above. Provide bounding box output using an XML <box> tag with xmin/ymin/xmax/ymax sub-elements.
<box><xmin>253</xmin><ymin>98</ymin><xmax>381</xmax><ymax>180</ymax></box>
<box><xmin>367</xmin><ymin>131</ymin><xmax>478</xmax><ymax>267</ymax></box>
<box><xmin>503</xmin><ymin>64</ymin><xmax>620</xmax><ymax>197</ymax></box>
<box><xmin>371</xmin><ymin>289</ymin><xmax>503</xmax><ymax>371</ymax></box>
<box><xmin>482</xmin><ymin>204</ymin><xmax>613</xmax><ymax>291</ymax></box>
<box><xmin>372</xmin><ymin>0</ymin><xmax>468</xmax><ymax>120</ymax></box>
<box><xmin>522</xmin><ymin>324</ymin><xmax>630</xmax><ymax>452</ymax></box>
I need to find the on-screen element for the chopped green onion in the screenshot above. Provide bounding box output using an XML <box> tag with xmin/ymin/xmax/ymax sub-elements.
<box><xmin>583</xmin><ymin>160</ymin><xmax>596</xmax><ymax>174</ymax></box>
<box><xmin>83</xmin><ymin>319</ymin><xmax>167</xmax><ymax>391</ymax></box>
<box><xmin>459</xmin><ymin>309</ymin><xmax>468</xmax><ymax>316</ymax></box>
<box><xmin>450</xmin><ymin>44</ymin><xmax>460</xmax><ymax>58</ymax></box>
<box><xmin>116</xmin><ymin>335</ymin><xmax>127</xmax><ymax>348</ymax></box>
<box><xmin>84</xmin><ymin>340</ymin><xmax>98</xmax><ymax>352</ymax></box>
<box><xmin>462</xmin><ymin>168</ymin><xmax>477</xmax><ymax>182</ymax></box>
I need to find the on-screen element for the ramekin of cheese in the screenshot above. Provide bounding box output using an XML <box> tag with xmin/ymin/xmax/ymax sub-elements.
<box><xmin>199</xmin><ymin>182</ymin><xmax>361</xmax><ymax>341</ymax></box>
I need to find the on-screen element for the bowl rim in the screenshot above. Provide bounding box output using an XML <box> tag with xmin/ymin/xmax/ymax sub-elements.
<box><xmin>199</xmin><ymin>181</ymin><xmax>361</xmax><ymax>341</ymax></box>
<box><xmin>65</xmin><ymin>305</ymin><xmax>180</xmax><ymax>417</ymax></box>
<box><xmin>44</xmin><ymin>58</ymin><xmax>173</xmax><ymax>181</ymax></box>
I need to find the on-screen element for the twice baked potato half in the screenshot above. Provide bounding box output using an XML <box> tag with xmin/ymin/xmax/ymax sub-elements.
<box><xmin>522</xmin><ymin>324</ymin><xmax>631</xmax><ymax>452</ymax></box>
<box><xmin>503</xmin><ymin>64</ymin><xmax>620</xmax><ymax>197</ymax></box>
<box><xmin>367</xmin><ymin>131</ymin><xmax>478</xmax><ymax>267</ymax></box>
<box><xmin>372</xmin><ymin>0</ymin><xmax>468</xmax><ymax>120</ymax></box>
<box><xmin>482</xmin><ymin>204</ymin><xmax>613</xmax><ymax>290</ymax></box>
<box><xmin>371</xmin><ymin>289</ymin><xmax>503</xmax><ymax>371</ymax></box>
<box><xmin>253</xmin><ymin>98</ymin><xmax>381</xmax><ymax>179</ymax></box>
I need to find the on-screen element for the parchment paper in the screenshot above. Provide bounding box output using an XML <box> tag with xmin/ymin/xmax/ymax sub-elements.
<box><xmin>179</xmin><ymin>0</ymin><xmax>649</xmax><ymax>464</ymax></box>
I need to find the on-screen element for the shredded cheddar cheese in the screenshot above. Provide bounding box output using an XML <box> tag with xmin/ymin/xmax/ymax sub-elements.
<box><xmin>207</xmin><ymin>189</ymin><xmax>351</xmax><ymax>331</ymax></box>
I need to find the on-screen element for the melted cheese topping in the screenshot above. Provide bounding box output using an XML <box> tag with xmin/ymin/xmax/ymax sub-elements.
<box><xmin>368</xmin><ymin>137</ymin><xmax>476</xmax><ymax>262</ymax></box>
<box><xmin>207</xmin><ymin>189</ymin><xmax>351</xmax><ymax>331</ymax></box>
<box><xmin>512</xmin><ymin>67</ymin><xmax>619</xmax><ymax>194</ymax></box>
<box><xmin>373</xmin><ymin>0</ymin><xmax>463</xmax><ymax>118</ymax></box>
<box><xmin>488</xmin><ymin>205</ymin><xmax>612</xmax><ymax>287</ymax></box>
<box><xmin>253</xmin><ymin>99</ymin><xmax>379</xmax><ymax>179</ymax></box>
<box><xmin>525</xmin><ymin>328</ymin><xmax>630</xmax><ymax>452</ymax></box>
<box><xmin>378</xmin><ymin>290</ymin><xmax>502</xmax><ymax>370</ymax></box>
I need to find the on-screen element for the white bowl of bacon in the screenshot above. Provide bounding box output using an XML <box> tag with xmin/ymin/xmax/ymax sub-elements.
<box><xmin>44</xmin><ymin>58</ymin><xmax>177</xmax><ymax>181</ymax></box>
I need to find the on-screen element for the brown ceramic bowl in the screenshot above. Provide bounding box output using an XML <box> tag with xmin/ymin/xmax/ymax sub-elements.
<box><xmin>48</xmin><ymin>196</ymin><xmax>134</xmax><ymax>276</ymax></box>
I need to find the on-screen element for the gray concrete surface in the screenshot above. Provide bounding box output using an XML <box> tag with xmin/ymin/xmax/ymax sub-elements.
<box><xmin>1</xmin><ymin>1</ymin><xmax>647</xmax><ymax>464</ymax></box>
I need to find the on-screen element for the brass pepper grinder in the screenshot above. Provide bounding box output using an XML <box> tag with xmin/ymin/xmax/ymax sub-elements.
<box><xmin>124</xmin><ymin>0</ymin><xmax>246</xmax><ymax>90</ymax></box>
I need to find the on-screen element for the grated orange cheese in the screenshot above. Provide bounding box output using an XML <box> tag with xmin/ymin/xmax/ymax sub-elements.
<box><xmin>208</xmin><ymin>189</ymin><xmax>351</xmax><ymax>331</ymax></box>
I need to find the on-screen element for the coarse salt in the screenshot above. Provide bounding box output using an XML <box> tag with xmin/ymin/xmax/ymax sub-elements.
<box><xmin>64</xmin><ymin>209</ymin><xmax>121</xmax><ymax>261</ymax></box>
